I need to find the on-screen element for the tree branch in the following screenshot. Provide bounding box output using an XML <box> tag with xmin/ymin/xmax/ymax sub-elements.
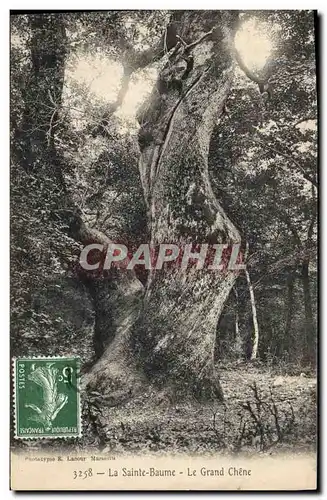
<box><xmin>294</xmin><ymin>115</ymin><xmax>317</xmax><ymax>127</ymax></box>
<box><xmin>234</xmin><ymin>48</ymin><xmax>266</xmax><ymax>90</ymax></box>
<box><xmin>252</xmin><ymin>137</ymin><xmax>318</xmax><ymax>187</ymax></box>
<box><xmin>184</xmin><ymin>28</ymin><xmax>214</xmax><ymax>52</ymax></box>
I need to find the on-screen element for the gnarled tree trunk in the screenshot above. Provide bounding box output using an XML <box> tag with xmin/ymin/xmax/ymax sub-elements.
<box><xmin>15</xmin><ymin>11</ymin><xmax>242</xmax><ymax>404</ymax></box>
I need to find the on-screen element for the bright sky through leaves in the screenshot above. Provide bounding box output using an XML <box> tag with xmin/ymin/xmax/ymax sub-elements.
<box><xmin>235</xmin><ymin>19</ymin><xmax>273</xmax><ymax>70</ymax></box>
<box><xmin>69</xmin><ymin>54</ymin><xmax>157</xmax><ymax>121</ymax></box>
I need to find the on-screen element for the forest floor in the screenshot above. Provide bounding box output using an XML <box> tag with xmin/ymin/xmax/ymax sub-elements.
<box><xmin>81</xmin><ymin>360</ymin><xmax>317</xmax><ymax>456</ymax></box>
<box><xmin>16</xmin><ymin>361</ymin><xmax>317</xmax><ymax>456</ymax></box>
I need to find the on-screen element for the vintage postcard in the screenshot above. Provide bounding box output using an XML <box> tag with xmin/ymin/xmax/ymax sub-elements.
<box><xmin>10</xmin><ymin>9</ymin><xmax>318</xmax><ymax>491</ymax></box>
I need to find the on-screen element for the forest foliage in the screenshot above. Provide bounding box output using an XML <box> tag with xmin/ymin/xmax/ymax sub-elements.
<box><xmin>10</xmin><ymin>10</ymin><xmax>317</xmax><ymax>369</ymax></box>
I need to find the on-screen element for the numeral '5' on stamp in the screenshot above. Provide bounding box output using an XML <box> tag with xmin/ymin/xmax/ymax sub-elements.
<box><xmin>13</xmin><ymin>357</ymin><xmax>81</xmax><ymax>439</ymax></box>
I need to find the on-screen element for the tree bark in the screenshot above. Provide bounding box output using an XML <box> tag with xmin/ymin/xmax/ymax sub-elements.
<box><xmin>301</xmin><ymin>259</ymin><xmax>316</xmax><ymax>364</ymax></box>
<box><xmin>245</xmin><ymin>269</ymin><xmax>259</xmax><ymax>360</ymax></box>
<box><xmin>87</xmin><ymin>11</ymin><xmax>241</xmax><ymax>401</ymax></box>
<box><xmin>283</xmin><ymin>270</ymin><xmax>295</xmax><ymax>356</ymax></box>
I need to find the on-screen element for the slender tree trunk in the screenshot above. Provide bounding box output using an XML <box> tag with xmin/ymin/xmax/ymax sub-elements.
<box><xmin>245</xmin><ymin>269</ymin><xmax>259</xmax><ymax>360</ymax></box>
<box><xmin>283</xmin><ymin>271</ymin><xmax>295</xmax><ymax>356</ymax></box>
<box><xmin>87</xmin><ymin>12</ymin><xmax>241</xmax><ymax>401</ymax></box>
<box><xmin>301</xmin><ymin>259</ymin><xmax>316</xmax><ymax>364</ymax></box>
<box><xmin>235</xmin><ymin>308</ymin><xmax>240</xmax><ymax>346</ymax></box>
<box><xmin>233</xmin><ymin>287</ymin><xmax>242</xmax><ymax>358</ymax></box>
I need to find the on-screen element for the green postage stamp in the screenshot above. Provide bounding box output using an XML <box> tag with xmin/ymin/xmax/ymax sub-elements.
<box><xmin>13</xmin><ymin>357</ymin><xmax>81</xmax><ymax>439</ymax></box>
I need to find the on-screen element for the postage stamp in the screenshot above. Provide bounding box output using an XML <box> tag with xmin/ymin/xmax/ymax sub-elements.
<box><xmin>13</xmin><ymin>357</ymin><xmax>81</xmax><ymax>439</ymax></box>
